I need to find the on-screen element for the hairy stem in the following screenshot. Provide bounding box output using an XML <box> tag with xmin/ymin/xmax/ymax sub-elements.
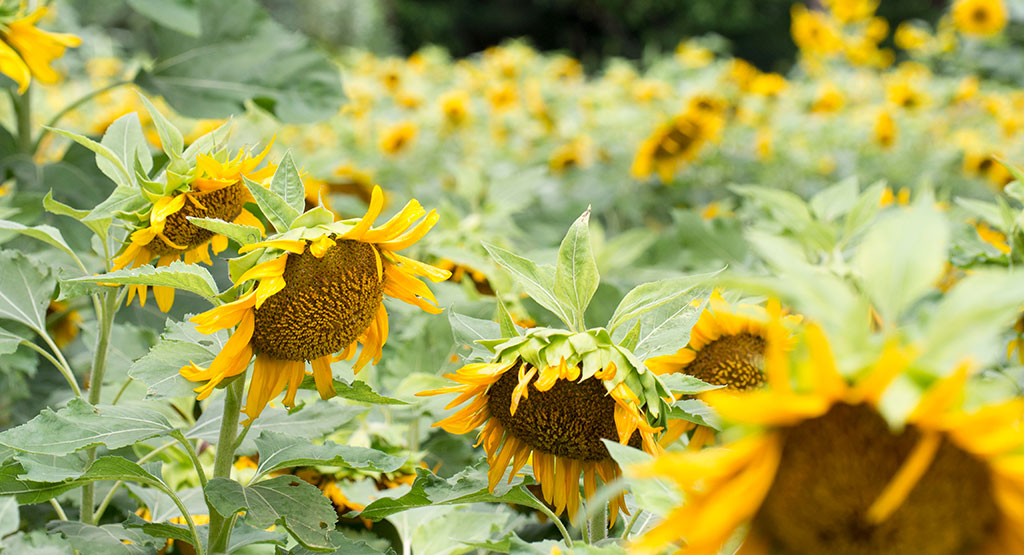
<box><xmin>206</xmin><ymin>376</ymin><xmax>245</xmax><ymax>554</ymax></box>
<box><xmin>80</xmin><ymin>289</ymin><xmax>119</xmax><ymax>524</ymax></box>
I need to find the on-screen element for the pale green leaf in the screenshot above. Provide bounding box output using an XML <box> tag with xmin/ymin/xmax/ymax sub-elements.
<box><xmin>553</xmin><ymin>208</ymin><xmax>599</xmax><ymax>330</ymax></box>
<box><xmin>0</xmin><ymin>457</ymin><xmax>166</xmax><ymax>503</ymax></box>
<box><xmin>289</xmin><ymin>205</ymin><xmax>335</xmax><ymax>230</ymax></box>
<box><xmin>127</xmin><ymin>0</ymin><xmax>200</xmax><ymax>36</ymax></box>
<box><xmin>496</xmin><ymin>298</ymin><xmax>520</xmax><ymax>338</ymax></box>
<box><xmin>186</xmin><ymin>216</ymin><xmax>263</xmax><ymax>246</ymax></box>
<box><xmin>85</xmin><ymin>186</ymin><xmax>148</xmax><ymax>223</ymax></box>
<box><xmin>852</xmin><ymin>206</ymin><xmax>948</xmax><ymax>323</ymax></box>
<box><xmin>48</xmin><ymin>522</ymin><xmax>160</xmax><ymax>555</ymax></box>
<box><xmin>668</xmin><ymin>399</ymin><xmax>721</xmax><ymax>429</ymax></box>
<box><xmin>245</xmin><ymin>177</ymin><xmax>299</xmax><ymax>231</ymax></box>
<box><xmin>631</xmin><ymin>291</ymin><xmax>709</xmax><ymax>360</ymax></box>
<box><xmin>45</xmin><ymin>191</ymin><xmax>113</xmax><ymax>239</ymax></box>
<box><xmin>272</xmin><ymin>152</ymin><xmax>306</xmax><ymax>214</ymax></box>
<box><xmin>137</xmin><ymin>94</ymin><xmax>184</xmax><ymax>158</ymax></box>
<box><xmin>810</xmin><ymin>176</ymin><xmax>858</xmax><ymax>223</ymax></box>
<box><xmin>0</xmin><ymin>251</ymin><xmax>54</xmax><ymax>332</ymax></box>
<box><xmin>658</xmin><ymin>373</ymin><xmax>721</xmax><ymax>395</ymax></box>
<box><xmin>603</xmin><ymin>441</ymin><xmax>680</xmax><ymax>516</ymax></box>
<box><xmin>0</xmin><ymin>496</ymin><xmax>17</xmax><ymax>537</ymax></box>
<box><xmin>46</xmin><ymin>128</ymin><xmax>132</xmax><ymax>188</ymax></box>
<box><xmin>449</xmin><ymin>311</ymin><xmax>501</xmax><ymax>362</ymax></box>
<box><xmin>100</xmin><ymin>112</ymin><xmax>153</xmax><ymax>182</ymax></box>
<box><xmin>0</xmin><ymin>220</ymin><xmax>80</xmax><ymax>268</ymax></box>
<box><xmin>608</xmin><ymin>270</ymin><xmax>721</xmax><ymax>332</ymax></box>
<box><xmin>14</xmin><ymin>452</ymin><xmax>89</xmax><ymax>482</ymax></box>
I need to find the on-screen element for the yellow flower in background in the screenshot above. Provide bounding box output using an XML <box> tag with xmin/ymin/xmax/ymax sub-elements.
<box><xmin>632</xmin><ymin>321</ymin><xmax>1024</xmax><ymax>555</ymax></box>
<box><xmin>112</xmin><ymin>143</ymin><xmax>274</xmax><ymax>312</ymax></box>
<box><xmin>439</xmin><ymin>89</ymin><xmax>471</xmax><ymax>129</ymax></box>
<box><xmin>755</xmin><ymin>126</ymin><xmax>774</xmax><ymax>161</ymax></box>
<box><xmin>952</xmin><ymin>0</ymin><xmax>1008</xmax><ymax>37</ymax></box>
<box><xmin>886</xmin><ymin>80</ymin><xmax>928</xmax><ymax>110</ymax></box>
<box><xmin>791</xmin><ymin>4</ymin><xmax>842</xmax><ymax>56</ymax></box>
<box><xmin>879</xmin><ymin>186</ymin><xmax>910</xmax><ymax>207</ymax></box>
<box><xmin>485</xmin><ymin>81</ymin><xmax>519</xmax><ymax>112</ymax></box>
<box><xmin>378</xmin><ymin>120</ymin><xmax>418</xmax><ymax>155</ymax></box>
<box><xmin>895</xmin><ymin>22</ymin><xmax>931</xmax><ymax>51</ymax></box>
<box><xmin>548</xmin><ymin>136</ymin><xmax>594</xmax><ymax>174</ymax></box>
<box><xmin>748</xmin><ymin>72</ymin><xmax>788</xmax><ymax>96</ymax></box>
<box><xmin>0</xmin><ymin>6</ymin><xmax>81</xmax><ymax>93</ymax></box>
<box><xmin>674</xmin><ymin>40</ymin><xmax>714</xmax><ymax>68</ymax></box>
<box><xmin>874</xmin><ymin>110</ymin><xmax>897</xmax><ymax>148</ymax></box>
<box><xmin>972</xmin><ymin>219</ymin><xmax>1012</xmax><ymax>254</ymax></box>
<box><xmin>963</xmin><ymin>149</ymin><xmax>1013</xmax><ymax>188</ymax></box>
<box><xmin>631</xmin><ymin>109</ymin><xmax>722</xmax><ymax>183</ymax></box>
<box><xmin>46</xmin><ymin>301</ymin><xmax>81</xmax><ymax>349</ymax></box>
<box><xmin>303</xmin><ymin>163</ymin><xmax>376</xmax><ymax>213</ymax></box>
<box><xmin>180</xmin><ymin>186</ymin><xmax>449</xmax><ymax>422</ymax></box>
<box><xmin>631</xmin><ymin>78</ymin><xmax>670</xmax><ymax>103</ymax></box>
<box><xmin>810</xmin><ymin>82</ymin><xmax>845</xmax><ymax>113</ymax></box>
<box><xmin>954</xmin><ymin>75</ymin><xmax>980</xmax><ymax>103</ymax></box>
<box><xmin>823</xmin><ymin>0</ymin><xmax>879</xmax><ymax>23</ymax></box>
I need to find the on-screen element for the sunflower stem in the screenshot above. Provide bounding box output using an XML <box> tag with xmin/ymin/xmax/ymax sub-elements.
<box><xmin>80</xmin><ymin>288</ymin><xmax>119</xmax><ymax>524</ymax></box>
<box><xmin>207</xmin><ymin>376</ymin><xmax>246</xmax><ymax>555</ymax></box>
<box><xmin>12</xmin><ymin>87</ymin><xmax>31</xmax><ymax>155</ymax></box>
<box><xmin>587</xmin><ymin>500</ymin><xmax>607</xmax><ymax>544</ymax></box>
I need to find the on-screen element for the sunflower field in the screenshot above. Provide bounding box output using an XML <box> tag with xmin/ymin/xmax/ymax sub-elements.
<box><xmin>2</xmin><ymin>0</ymin><xmax>1024</xmax><ymax>553</ymax></box>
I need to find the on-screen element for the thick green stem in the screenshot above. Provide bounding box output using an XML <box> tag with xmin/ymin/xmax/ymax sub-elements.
<box><xmin>80</xmin><ymin>289</ymin><xmax>119</xmax><ymax>524</ymax></box>
<box><xmin>12</xmin><ymin>87</ymin><xmax>31</xmax><ymax>154</ymax></box>
<box><xmin>206</xmin><ymin>376</ymin><xmax>245</xmax><ymax>554</ymax></box>
<box><xmin>588</xmin><ymin>501</ymin><xmax>608</xmax><ymax>544</ymax></box>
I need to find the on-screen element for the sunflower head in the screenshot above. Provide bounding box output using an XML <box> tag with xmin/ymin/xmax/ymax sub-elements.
<box><xmin>419</xmin><ymin>326</ymin><xmax>671</xmax><ymax>521</ymax></box>
<box><xmin>0</xmin><ymin>6</ymin><xmax>81</xmax><ymax>94</ymax></box>
<box><xmin>181</xmin><ymin>185</ymin><xmax>450</xmax><ymax>422</ymax></box>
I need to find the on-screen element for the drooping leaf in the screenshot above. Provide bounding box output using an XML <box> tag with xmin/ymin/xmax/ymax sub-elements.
<box><xmin>133</xmin><ymin>0</ymin><xmax>344</xmax><ymax>123</ymax></box>
<box><xmin>0</xmin><ymin>399</ymin><xmax>174</xmax><ymax>455</ymax></box>
<box><xmin>0</xmin><ymin>220</ymin><xmax>81</xmax><ymax>268</ymax></box>
<box><xmin>482</xmin><ymin>242</ymin><xmax>572</xmax><ymax>328</ymax></box>
<box><xmin>204</xmin><ymin>476</ymin><xmax>338</xmax><ymax>550</ymax></box>
<box><xmin>0</xmin><ymin>457</ymin><xmax>166</xmax><ymax>504</ymax></box>
<box><xmin>14</xmin><ymin>452</ymin><xmax>89</xmax><ymax>482</ymax></box>
<box><xmin>45</xmin><ymin>128</ymin><xmax>133</xmax><ymax>189</ymax></box>
<box><xmin>63</xmin><ymin>260</ymin><xmax>220</xmax><ymax>301</ymax></box>
<box><xmin>449</xmin><ymin>311</ymin><xmax>501</xmax><ymax>362</ymax></box>
<box><xmin>553</xmin><ymin>208</ymin><xmax>599</xmax><ymax>330</ymax></box>
<box><xmin>244</xmin><ymin>177</ymin><xmax>299</xmax><ymax>232</ymax></box>
<box><xmin>296</xmin><ymin>376</ymin><xmax>408</xmax><ymax>405</ymax></box>
<box><xmin>253</xmin><ymin>431</ymin><xmax>405</xmax><ymax>479</ymax></box>
<box><xmin>629</xmin><ymin>290</ymin><xmax>709</xmax><ymax>360</ymax></box>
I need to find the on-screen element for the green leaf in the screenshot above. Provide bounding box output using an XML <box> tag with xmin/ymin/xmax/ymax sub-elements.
<box><xmin>0</xmin><ymin>220</ymin><xmax>80</xmax><ymax>269</ymax></box>
<box><xmin>186</xmin><ymin>216</ymin><xmax>263</xmax><ymax>246</ymax></box>
<box><xmin>618</xmin><ymin>319</ymin><xmax>641</xmax><ymax>351</ymax></box>
<box><xmin>357</xmin><ymin>464</ymin><xmax>545</xmax><ymax>521</ymax></box>
<box><xmin>449</xmin><ymin>311</ymin><xmax>501</xmax><ymax>362</ymax></box>
<box><xmin>205</xmin><ymin>476</ymin><xmax>337</xmax><ymax>550</ymax></box>
<box><xmin>253</xmin><ymin>431</ymin><xmax>405</xmax><ymax>479</ymax></box>
<box><xmin>667</xmin><ymin>399</ymin><xmax>721</xmax><ymax>429</ymax></box>
<box><xmin>0</xmin><ymin>326</ymin><xmax>24</xmax><ymax>356</ymax></box>
<box><xmin>841</xmin><ymin>180</ymin><xmax>886</xmax><ymax>245</ymax></box>
<box><xmin>188</xmin><ymin>402</ymin><xmax>366</xmax><ymax>447</ymax></box>
<box><xmin>294</xmin><ymin>376</ymin><xmax>407</xmax><ymax>405</ymax></box>
<box><xmin>272</xmin><ymin>152</ymin><xmax>306</xmax><ymax>215</ymax></box>
<box><xmin>46</xmin><ymin>128</ymin><xmax>133</xmax><ymax>188</ymax></box>
<box><xmin>918</xmin><ymin>270</ymin><xmax>1024</xmax><ymax>369</ymax></box>
<box><xmin>48</xmin><ymin>522</ymin><xmax>160</xmax><ymax>555</ymax></box>
<box><xmin>244</xmin><ymin>177</ymin><xmax>300</xmax><ymax>231</ymax></box>
<box><xmin>608</xmin><ymin>270</ymin><xmax>721</xmax><ymax>333</ymax></box>
<box><xmin>809</xmin><ymin>176</ymin><xmax>858</xmax><ymax>223</ymax></box>
<box><xmin>630</xmin><ymin>290</ymin><xmax>709</xmax><ymax>360</ymax></box>
<box><xmin>731</xmin><ymin>184</ymin><xmax>814</xmax><ymax>231</ymax></box>
<box><xmin>290</xmin><ymin>205</ymin><xmax>335</xmax><ymax>230</ymax></box>
<box><xmin>603</xmin><ymin>441</ymin><xmax>679</xmax><ymax>516</ymax></box>
<box><xmin>852</xmin><ymin>206</ymin><xmax>948</xmax><ymax>323</ymax></box>
<box><xmin>137</xmin><ymin>93</ymin><xmax>185</xmax><ymax>159</ymax></box>
<box><xmin>14</xmin><ymin>452</ymin><xmax>89</xmax><ymax>482</ymax></box>
<box><xmin>85</xmin><ymin>186</ymin><xmax>148</xmax><ymax>223</ymax></box>
<box><xmin>43</xmin><ymin>190</ymin><xmax>112</xmax><ymax>240</ymax></box>
<box><xmin>100</xmin><ymin>112</ymin><xmax>153</xmax><ymax>183</ymax></box>
<box><xmin>128</xmin><ymin>324</ymin><xmax>226</xmax><ymax>399</ymax></box>
<box><xmin>64</xmin><ymin>260</ymin><xmax>220</xmax><ymax>301</ymax></box>
<box><xmin>285</xmin><ymin>531</ymin><xmax>396</xmax><ymax>555</ymax></box>
<box><xmin>658</xmin><ymin>373</ymin><xmax>722</xmax><ymax>395</ymax></box>
<box><xmin>482</xmin><ymin>242</ymin><xmax>572</xmax><ymax>328</ymax></box>
<box><xmin>0</xmin><ymin>456</ymin><xmax>165</xmax><ymax>503</ymax></box>
<box><xmin>496</xmin><ymin>298</ymin><xmax>521</xmax><ymax>338</ymax></box>
<box><xmin>0</xmin><ymin>495</ymin><xmax>17</xmax><ymax>537</ymax></box>
<box><xmin>0</xmin><ymin>251</ymin><xmax>55</xmax><ymax>332</ymax></box>
<box><xmin>128</xmin><ymin>0</ymin><xmax>200</xmax><ymax>36</ymax></box>
<box><xmin>122</xmin><ymin>514</ymin><xmax>196</xmax><ymax>546</ymax></box>
<box><xmin>133</xmin><ymin>0</ymin><xmax>344</xmax><ymax>123</ymax></box>
<box><xmin>553</xmin><ymin>208</ymin><xmax>599</xmax><ymax>330</ymax></box>
<box><xmin>0</xmin><ymin>399</ymin><xmax>174</xmax><ymax>455</ymax></box>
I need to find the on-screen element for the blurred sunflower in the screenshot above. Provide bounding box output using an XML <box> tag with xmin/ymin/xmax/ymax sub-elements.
<box><xmin>874</xmin><ymin>110</ymin><xmax>897</xmax><ymax>148</ymax></box>
<box><xmin>631</xmin><ymin>110</ymin><xmax>722</xmax><ymax>183</ymax></box>
<box><xmin>0</xmin><ymin>6</ymin><xmax>80</xmax><ymax>94</ymax></box>
<box><xmin>952</xmin><ymin>0</ymin><xmax>1007</xmax><ymax>38</ymax></box>
<box><xmin>302</xmin><ymin>163</ymin><xmax>376</xmax><ymax>214</ymax></box>
<box><xmin>112</xmin><ymin>143</ymin><xmax>273</xmax><ymax>312</ymax></box>
<box><xmin>631</xmin><ymin>321</ymin><xmax>1024</xmax><ymax>555</ymax></box>
<box><xmin>647</xmin><ymin>293</ymin><xmax>799</xmax><ymax>448</ymax></box>
<box><xmin>46</xmin><ymin>300</ymin><xmax>81</xmax><ymax>349</ymax></box>
<box><xmin>439</xmin><ymin>89</ymin><xmax>471</xmax><ymax>129</ymax></box>
<box><xmin>418</xmin><ymin>328</ymin><xmax>670</xmax><ymax>523</ymax></box>
<box><xmin>790</xmin><ymin>4</ymin><xmax>843</xmax><ymax>56</ymax></box>
<box><xmin>180</xmin><ymin>186</ymin><xmax>449</xmax><ymax>422</ymax></box>
<box><xmin>378</xmin><ymin>121</ymin><xmax>418</xmax><ymax>156</ymax></box>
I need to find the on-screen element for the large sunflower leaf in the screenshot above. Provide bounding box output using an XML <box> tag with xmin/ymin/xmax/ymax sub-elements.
<box><xmin>0</xmin><ymin>251</ymin><xmax>55</xmax><ymax>332</ymax></box>
<box><xmin>132</xmin><ymin>0</ymin><xmax>344</xmax><ymax>123</ymax></box>
<box><xmin>482</xmin><ymin>242</ymin><xmax>573</xmax><ymax>328</ymax></box>
<box><xmin>63</xmin><ymin>260</ymin><xmax>220</xmax><ymax>301</ymax></box>
<box><xmin>48</xmin><ymin>522</ymin><xmax>161</xmax><ymax>555</ymax></box>
<box><xmin>271</xmin><ymin>152</ymin><xmax>305</xmax><ymax>215</ymax></box>
<box><xmin>607</xmin><ymin>269</ymin><xmax>722</xmax><ymax>333</ymax></box>
<box><xmin>0</xmin><ymin>457</ymin><xmax>166</xmax><ymax>504</ymax></box>
<box><xmin>204</xmin><ymin>476</ymin><xmax>337</xmax><ymax>551</ymax></box>
<box><xmin>253</xmin><ymin>431</ymin><xmax>406</xmax><ymax>480</ymax></box>
<box><xmin>0</xmin><ymin>399</ymin><xmax>174</xmax><ymax>456</ymax></box>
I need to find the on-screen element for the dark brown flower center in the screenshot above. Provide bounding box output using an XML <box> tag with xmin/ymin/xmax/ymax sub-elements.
<box><xmin>251</xmin><ymin>239</ymin><xmax>384</xmax><ymax>361</ymax></box>
<box><xmin>753</xmin><ymin>402</ymin><xmax>998</xmax><ymax>555</ymax></box>
<box><xmin>654</xmin><ymin>124</ymin><xmax>698</xmax><ymax>160</ymax></box>
<box><xmin>486</xmin><ymin>363</ymin><xmax>641</xmax><ymax>461</ymax></box>
<box><xmin>972</xmin><ymin>7</ymin><xmax>989</xmax><ymax>23</ymax></box>
<box><xmin>686</xmin><ymin>332</ymin><xmax>765</xmax><ymax>390</ymax></box>
<box><xmin>148</xmin><ymin>182</ymin><xmax>248</xmax><ymax>255</ymax></box>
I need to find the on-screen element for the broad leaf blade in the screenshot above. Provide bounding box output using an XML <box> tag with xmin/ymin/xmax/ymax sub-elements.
<box><xmin>64</xmin><ymin>260</ymin><xmax>220</xmax><ymax>301</ymax></box>
<box><xmin>553</xmin><ymin>208</ymin><xmax>599</xmax><ymax>329</ymax></box>
<box><xmin>482</xmin><ymin>242</ymin><xmax>572</xmax><ymax>328</ymax></box>
<box><xmin>0</xmin><ymin>251</ymin><xmax>55</xmax><ymax>332</ymax></box>
<box><xmin>271</xmin><ymin>151</ymin><xmax>305</xmax><ymax>214</ymax></box>
<box><xmin>244</xmin><ymin>177</ymin><xmax>299</xmax><ymax>232</ymax></box>
<box><xmin>254</xmin><ymin>431</ymin><xmax>405</xmax><ymax>478</ymax></box>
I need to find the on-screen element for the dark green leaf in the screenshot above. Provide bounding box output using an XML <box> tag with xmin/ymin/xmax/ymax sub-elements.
<box><xmin>48</xmin><ymin>521</ymin><xmax>160</xmax><ymax>555</ymax></box>
<box><xmin>0</xmin><ymin>457</ymin><xmax>165</xmax><ymax>504</ymax></box>
<box><xmin>254</xmin><ymin>431</ymin><xmax>405</xmax><ymax>478</ymax></box>
<box><xmin>296</xmin><ymin>376</ymin><xmax>408</xmax><ymax>405</ymax></box>
<box><xmin>128</xmin><ymin>0</ymin><xmax>200</xmax><ymax>36</ymax></box>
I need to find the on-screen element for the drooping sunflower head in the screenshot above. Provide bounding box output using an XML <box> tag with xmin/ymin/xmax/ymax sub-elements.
<box><xmin>630</xmin><ymin>109</ymin><xmax>723</xmax><ymax>183</ymax></box>
<box><xmin>418</xmin><ymin>326</ymin><xmax>671</xmax><ymax>523</ymax></box>
<box><xmin>631</xmin><ymin>318</ymin><xmax>1024</xmax><ymax>555</ymax></box>
<box><xmin>180</xmin><ymin>185</ymin><xmax>450</xmax><ymax>422</ymax></box>
<box><xmin>111</xmin><ymin>131</ymin><xmax>275</xmax><ymax>312</ymax></box>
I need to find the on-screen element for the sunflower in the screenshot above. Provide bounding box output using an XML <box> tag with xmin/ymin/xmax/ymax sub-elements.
<box><xmin>952</xmin><ymin>0</ymin><xmax>1007</xmax><ymax>38</ymax></box>
<box><xmin>0</xmin><ymin>6</ymin><xmax>81</xmax><ymax>94</ymax></box>
<box><xmin>180</xmin><ymin>185</ymin><xmax>449</xmax><ymax>423</ymax></box>
<box><xmin>439</xmin><ymin>89</ymin><xmax>471</xmax><ymax>129</ymax></box>
<box><xmin>874</xmin><ymin>110</ymin><xmax>897</xmax><ymax>148</ymax></box>
<box><xmin>111</xmin><ymin>142</ymin><xmax>274</xmax><ymax>312</ymax></box>
<box><xmin>790</xmin><ymin>4</ymin><xmax>842</xmax><ymax>56</ymax></box>
<box><xmin>378</xmin><ymin>121</ymin><xmax>418</xmax><ymax>155</ymax></box>
<box><xmin>417</xmin><ymin>327</ymin><xmax>671</xmax><ymax>523</ymax></box>
<box><xmin>631</xmin><ymin>110</ymin><xmax>722</xmax><ymax>184</ymax></box>
<box><xmin>549</xmin><ymin>136</ymin><xmax>594</xmax><ymax>174</ymax></box>
<box><xmin>631</xmin><ymin>317</ymin><xmax>1024</xmax><ymax>555</ymax></box>
<box><xmin>302</xmin><ymin>163</ymin><xmax>376</xmax><ymax>214</ymax></box>
<box><xmin>647</xmin><ymin>293</ymin><xmax>799</xmax><ymax>447</ymax></box>
<box><xmin>972</xmin><ymin>219</ymin><xmax>1011</xmax><ymax>254</ymax></box>
<box><xmin>46</xmin><ymin>300</ymin><xmax>81</xmax><ymax>349</ymax></box>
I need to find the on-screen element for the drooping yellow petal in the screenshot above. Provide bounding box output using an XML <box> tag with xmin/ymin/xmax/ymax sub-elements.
<box><xmin>375</xmin><ymin>210</ymin><xmax>439</xmax><ymax>251</ymax></box>
<box><xmin>242</xmin><ymin>355</ymin><xmax>292</xmax><ymax>422</ymax></box>
<box><xmin>359</xmin><ymin>199</ymin><xmax>425</xmax><ymax>243</ymax></box>
<box><xmin>311</xmin><ymin>355</ymin><xmax>337</xmax><ymax>400</ymax></box>
<box><xmin>865</xmin><ymin>431</ymin><xmax>942</xmax><ymax>524</ymax></box>
<box><xmin>341</xmin><ymin>185</ymin><xmax>384</xmax><ymax>240</ymax></box>
<box><xmin>0</xmin><ymin>39</ymin><xmax>31</xmax><ymax>94</ymax></box>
